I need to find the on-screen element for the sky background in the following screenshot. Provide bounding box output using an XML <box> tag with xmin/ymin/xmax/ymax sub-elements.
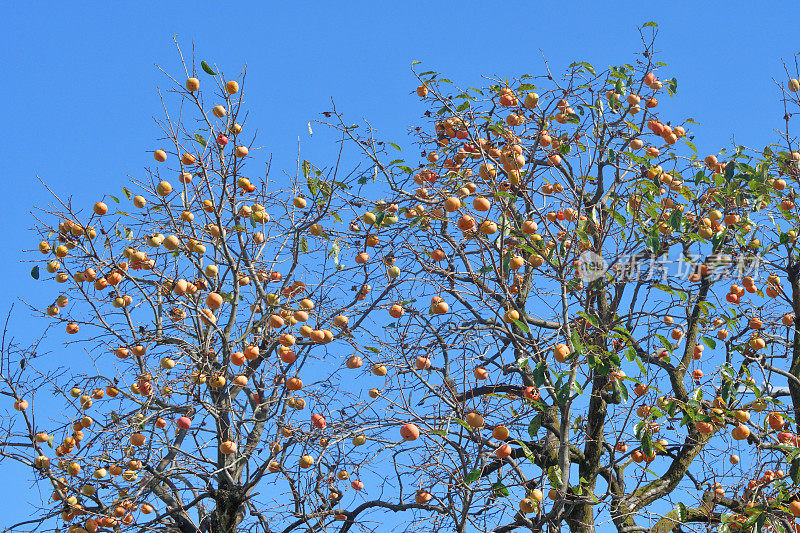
<box><xmin>2</xmin><ymin>0</ymin><xmax>800</xmax><ymax>528</ymax></box>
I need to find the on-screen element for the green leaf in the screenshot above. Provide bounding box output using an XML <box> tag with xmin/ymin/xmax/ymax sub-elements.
<box><xmin>528</xmin><ymin>414</ymin><xmax>541</xmax><ymax>439</ymax></box>
<box><xmin>569</xmin><ymin>61</ymin><xmax>596</xmax><ymax>76</ymax></box>
<box><xmin>546</xmin><ymin>465</ymin><xmax>563</xmax><ymax>488</ymax></box>
<box><xmin>665</xmin><ymin>77</ymin><xmax>678</xmax><ymax>96</ymax></box>
<box><xmin>513</xmin><ymin>319</ymin><xmax>530</xmax><ymax>333</ymax></box>
<box><xmin>790</xmin><ymin>456</ymin><xmax>800</xmax><ymax>485</ymax></box>
<box><xmin>201</xmin><ymin>61</ymin><xmax>217</xmax><ymax>75</ymax></box>
<box><xmin>533</xmin><ymin>362</ymin><xmax>546</xmax><ymax>387</ymax></box>
<box><xmin>711</xmin><ymin>228</ymin><xmax>728</xmax><ymax>253</ymax></box>
<box><xmin>108</xmin><ymin>195</ymin><xmax>120</xmax><ymax>203</ymax></box>
<box><xmin>617</xmin><ymin>380</ymin><xmax>629</xmax><ymax>402</ymax></box>
<box><xmin>328</xmin><ymin>240</ymin><xmax>341</xmax><ymax>266</ymax></box>
<box><xmin>302</xmin><ymin>160</ymin><xmax>311</xmax><ymax>179</ymax></box>
<box><xmin>364</xmin><ymin>346</ymin><xmax>380</xmax><ymax>353</ymax></box>
<box><xmin>491</xmin><ymin>482</ymin><xmax>510</xmax><ymax>497</ymax></box>
<box><xmin>121</xmin><ymin>187</ymin><xmax>132</xmax><ymax>200</ymax></box>
<box><xmin>577</xmin><ymin>311</ymin><xmax>599</xmax><ymax>327</ymax></box>
<box><xmin>676</xmin><ymin>502</ymin><xmax>688</xmax><ymax>522</ymax></box>
<box><xmin>453</xmin><ymin>418</ymin><xmax>471</xmax><ymax>431</ymax></box>
<box><xmin>464</xmin><ymin>467</ymin><xmax>482</xmax><ymax>484</ymax></box>
<box><xmin>428</xmin><ymin>429</ymin><xmax>447</xmax><ymax>437</ymax></box>
<box><xmin>701</xmin><ymin>337</ymin><xmax>717</xmax><ymax>349</ymax></box>
<box><xmin>609</xmin><ymin>209</ymin><xmax>626</xmax><ymax>226</ymax></box>
<box><xmin>320</xmin><ymin>181</ymin><xmax>332</xmax><ymax>201</ymax></box>
<box><xmin>668</xmin><ymin>209</ymin><xmax>682</xmax><ymax>230</ymax></box>
<box><xmin>30</xmin><ymin>266</ymin><xmax>39</xmax><ymax>280</ymax></box>
<box><xmin>299</xmin><ymin>237</ymin><xmax>308</xmax><ymax>253</ymax></box>
<box><xmin>724</xmin><ymin>161</ymin><xmax>735</xmax><ymax>181</ymax></box>
<box><xmin>642</xmin><ymin>21</ymin><xmax>658</xmax><ymax>27</ymax></box>
<box><xmin>514</xmin><ymin>440</ymin><xmax>536</xmax><ymax>463</ymax></box>
<box><xmin>646</xmin><ymin>234</ymin><xmax>660</xmax><ymax>253</ymax></box>
<box><xmin>641</xmin><ymin>431</ymin><xmax>653</xmax><ymax>456</ymax></box>
<box><xmin>307</xmin><ymin>179</ymin><xmax>318</xmax><ymax>197</ymax></box>
<box><xmin>194</xmin><ymin>133</ymin><xmax>207</xmax><ymax>147</ymax></box>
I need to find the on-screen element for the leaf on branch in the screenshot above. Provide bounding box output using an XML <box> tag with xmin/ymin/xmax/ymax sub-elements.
<box><xmin>616</xmin><ymin>380</ymin><xmax>629</xmax><ymax>402</ymax></box>
<box><xmin>453</xmin><ymin>418</ymin><xmax>472</xmax><ymax>431</ymax></box>
<box><xmin>701</xmin><ymin>336</ymin><xmax>717</xmax><ymax>349</ymax></box>
<box><xmin>676</xmin><ymin>502</ymin><xmax>688</xmax><ymax>522</ymax></box>
<box><xmin>577</xmin><ymin>311</ymin><xmax>599</xmax><ymax>327</ymax></box>
<box><xmin>491</xmin><ymin>482</ymin><xmax>509</xmax><ymax>497</ymax></box>
<box><xmin>328</xmin><ymin>240</ymin><xmax>341</xmax><ymax>266</ymax></box>
<box><xmin>641</xmin><ymin>431</ymin><xmax>653</xmax><ymax>456</ymax></box>
<box><xmin>464</xmin><ymin>467</ymin><xmax>482</xmax><ymax>484</ymax></box>
<box><xmin>669</xmin><ymin>209</ymin><xmax>682</xmax><ymax>230</ymax></box>
<box><xmin>514</xmin><ymin>440</ymin><xmax>536</xmax><ymax>464</ymax></box>
<box><xmin>533</xmin><ymin>362</ymin><xmax>546</xmax><ymax>387</ymax></box>
<box><xmin>30</xmin><ymin>266</ymin><xmax>39</xmax><ymax>280</ymax></box>
<box><xmin>513</xmin><ymin>319</ymin><xmax>530</xmax><ymax>333</ymax></box>
<box><xmin>528</xmin><ymin>415</ymin><xmax>541</xmax><ymax>439</ymax></box>
<box><xmin>665</xmin><ymin>77</ymin><xmax>678</xmax><ymax>96</ymax></box>
<box><xmin>546</xmin><ymin>465</ymin><xmax>563</xmax><ymax>488</ymax></box>
<box><xmin>569</xmin><ymin>61</ymin><xmax>596</xmax><ymax>75</ymax></box>
<box><xmin>201</xmin><ymin>61</ymin><xmax>217</xmax><ymax>75</ymax></box>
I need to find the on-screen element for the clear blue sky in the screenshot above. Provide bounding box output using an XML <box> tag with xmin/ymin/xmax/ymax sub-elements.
<box><xmin>2</xmin><ymin>0</ymin><xmax>800</xmax><ymax>528</ymax></box>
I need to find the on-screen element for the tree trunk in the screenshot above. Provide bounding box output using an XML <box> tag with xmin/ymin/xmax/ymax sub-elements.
<box><xmin>201</xmin><ymin>496</ymin><xmax>244</xmax><ymax>533</ymax></box>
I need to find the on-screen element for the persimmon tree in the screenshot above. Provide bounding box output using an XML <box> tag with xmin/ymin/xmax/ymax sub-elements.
<box><xmin>314</xmin><ymin>28</ymin><xmax>800</xmax><ymax>533</ymax></box>
<box><xmin>9</xmin><ymin>27</ymin><xmax>800</xmax><ymax>533</ymax></box>
<box><xmin>2</xmin><ymin>50</ymin><xmax>406</xmax><ymax>533</ymax></box>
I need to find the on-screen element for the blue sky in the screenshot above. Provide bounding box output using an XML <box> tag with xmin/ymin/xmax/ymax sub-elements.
<box><xmin>2</xmin><ymin>0</ymin><xmax>800</xmax><ymax>528</ymax></box>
